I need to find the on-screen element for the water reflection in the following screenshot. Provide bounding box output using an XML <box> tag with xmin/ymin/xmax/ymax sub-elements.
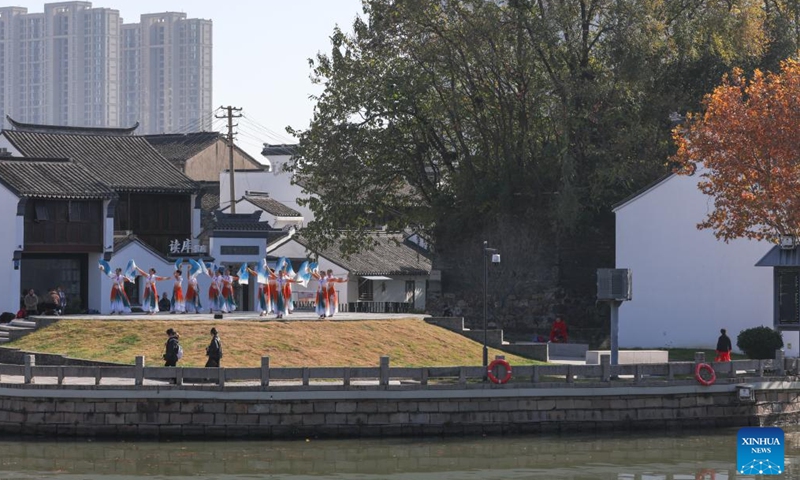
<box><xmin>0</xmin><ymin>428</ymin><xmax>796</xmax><ymax>479</ymax></box>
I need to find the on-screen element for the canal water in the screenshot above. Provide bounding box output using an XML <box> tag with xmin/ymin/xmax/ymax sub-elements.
<box><xmin>0</xmin><ymin>428</ymin><xmax>796</xmax><ymax>479</ymax></box>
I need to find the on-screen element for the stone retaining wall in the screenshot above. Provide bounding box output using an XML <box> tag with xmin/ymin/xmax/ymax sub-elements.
<box><xmin>0</xmin><ymin>382</ymin><xmax>797</xmax><ymax>438</ymax></box>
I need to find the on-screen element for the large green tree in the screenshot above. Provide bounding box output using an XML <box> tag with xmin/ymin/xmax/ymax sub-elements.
<box><xmin>289</xmin><ymin>0</ymin><xmax>768</xmax><ymax>259</ymax></box>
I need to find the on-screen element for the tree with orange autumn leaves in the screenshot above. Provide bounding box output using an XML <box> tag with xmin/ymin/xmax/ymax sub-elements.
<box><xmin>673</xmin><ymin>58</ymin><xmax>800</xmax><ymax>243</ymax></box>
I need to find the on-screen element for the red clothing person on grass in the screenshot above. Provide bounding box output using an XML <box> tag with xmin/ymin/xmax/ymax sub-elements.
<box><xmin>549</xmin><ymin>315</ymin><xmax>568</xmax><ymax>343</ymax></box>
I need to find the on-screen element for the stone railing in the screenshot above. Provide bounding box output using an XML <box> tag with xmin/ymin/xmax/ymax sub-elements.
<box><xmin>1</xmin><ymin>351</ymin><xmax>791</xmax><ymax>388</ymax></box>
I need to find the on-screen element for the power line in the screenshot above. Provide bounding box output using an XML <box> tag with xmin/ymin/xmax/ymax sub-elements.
<box><xmin>240</xmin><ymin>112</ymin><xmax>294</xmax><ymax>144</ymax></box>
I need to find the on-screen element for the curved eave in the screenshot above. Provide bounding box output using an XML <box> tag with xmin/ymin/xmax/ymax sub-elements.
<box><xmin>6</xmin><ymin>115</ymin><xmax>140</xmax><ymax>135</ymax></box>
<box><xmin>113</xmin><ymin>186</ymin><xmax>199</xmax><ymax>194</ymax></box>
<box><xmin>20</xmin><ymin>193</ymin><xmax>116</xmax><ymax>200</ymax></box>
<box><xmin>352</xmin><ymin>270</ymin><xmax>431</xmax><ymax>276</ymax></box>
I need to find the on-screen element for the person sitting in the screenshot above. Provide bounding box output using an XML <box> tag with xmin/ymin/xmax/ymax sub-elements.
<box><xmin>158</xmin><ymin>292</ymin><xmax>171</xmax><ymax>313</ymax></box>
<box><xmin>23</xmin><ymin>289</ymin><xmax>38</xmax><ymax>318</ymax></box>
<box><xmin>40</xmin><ymin>288</ymin><xmax>61</xmax><ymax>315</ymax></box>
<box><xmin>549</xmin><ymin>315</ymin><xmax>568</xmax><ymax>343</ymax></box>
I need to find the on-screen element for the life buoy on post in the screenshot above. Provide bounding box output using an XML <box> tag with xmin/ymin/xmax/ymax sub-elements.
<box><xmin>487</xmin><ymin>359</ymin><xmax>512</xmax><ymax>384</ymax></box>
<box><xmin>695</xmin><ymin>363</ymin><xmax>716</xmax><ymax>386</ymax></box>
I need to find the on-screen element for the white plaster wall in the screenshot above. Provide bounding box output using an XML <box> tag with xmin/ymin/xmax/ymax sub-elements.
<box><xmin>209</xmin><ymin>236</ymin><xmax>268</xmax><ymax>267</ymax></box>
<box><xmin>220</xmin><ymin>169</ymin><xmax>314</xmax><ymax>222</ymax></box>
<box><xmin>87</xmin><ymin>252</ymin><xmax>103</xmax><ymax>313</ymax></box>
<box><xmin>0</xmin><ymin>186</ymin><xmax>20</xmax><ymax>313</ymax></box>
<box><xmin>615</xmin><ymin>173</ymin><xmax>776</xmax><ymax>353</ymax></box>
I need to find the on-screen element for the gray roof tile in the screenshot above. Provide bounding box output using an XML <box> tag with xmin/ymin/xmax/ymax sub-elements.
<box><xmin>294</xmin><ymin>233</ymin><xmax>432</xmax><ymax>276</ymax></box>
<box><xmin>4</xmin><ymin>130</ymin><xmax>198</xmax><ymax>193</ymax></box>
<box><xmin>0</xmin><ymin>158</ymin><xmax>115</xmax><ymax>199</ymax></box>
<box><xmin>245</xmin><ymin>194</ymin><xmax>302</xmax><ymax>217</ymax></box>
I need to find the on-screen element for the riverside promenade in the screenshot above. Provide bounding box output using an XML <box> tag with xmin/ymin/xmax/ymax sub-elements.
<box><xmin>0</xmin><ymin>314</ymin><xmax>798</xmax><ymax>438</ymax></box>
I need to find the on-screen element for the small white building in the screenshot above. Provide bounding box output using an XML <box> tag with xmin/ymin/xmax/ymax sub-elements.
<box><xmin>268</xmin><ymin>232</ymin><xmax>431</xmax><ymax>312</ymax></box>
<box><xmin>613</xmin><ymin>170</ymin><xmax>797</xmax><ymax>354</ymax></box>
<box><xmin>220</xmin><ymin>192</ymin><xmax>304</xmax><ymax>230</ymax></box>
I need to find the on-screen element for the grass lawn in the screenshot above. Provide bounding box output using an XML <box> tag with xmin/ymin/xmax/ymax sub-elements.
<box><xmin>4</xmin><ymin>318</ymin><xmax>547</xmax><ymax>368</ymax></box>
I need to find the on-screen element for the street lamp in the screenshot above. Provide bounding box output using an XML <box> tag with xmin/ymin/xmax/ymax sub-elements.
<box><xmin>483</xmin><ymin>241</ymin><xmax>501</xmax><ymax>367</ymax></box>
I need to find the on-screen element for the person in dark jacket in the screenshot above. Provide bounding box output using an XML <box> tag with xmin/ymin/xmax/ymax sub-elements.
<box><xmin>163</xmin><ymin>328</ymin><xmax>181</xmax><ymax>367</ymax></box>
<box><xmin>205</xmin><ymin>327</ymin><xmax>222</xmax><ymax>367</ymax></box>
<box><xmin>715</xmin><ymin>328</ymin><xmax>732</xmax><ymax>362</ymax></box>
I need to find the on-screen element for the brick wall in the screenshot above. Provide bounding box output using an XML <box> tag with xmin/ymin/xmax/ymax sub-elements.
<box><xmin>0</xmin><ymin>385</ymin><xmax>793</xmax><ymax>438</ymax></box>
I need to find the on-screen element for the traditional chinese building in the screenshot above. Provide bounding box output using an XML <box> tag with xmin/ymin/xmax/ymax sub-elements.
<box><xmin>0</xmin><ymin>117</ymin><xmax>202</xmax><ymax>314</ymax></box>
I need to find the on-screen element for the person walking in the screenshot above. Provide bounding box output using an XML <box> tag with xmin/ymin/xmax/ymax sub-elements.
<box><xmin>23</xmin><ymin>289</ymin><xmax>39</xmax><ymax>318</ymax></box>
<box><xmin>163</xmin><ymin>328</ymin><xmax>181</xmax><ymax>367</ymax></box>
<box><xmin>715</xmin><ymin>328</ymin><xmax>733</xmax><ymax>362</ymax></box>
<box><xmin>205</xmin><ymin>327</ymin><xmax>223</xmax><ymax>367</ymax></box>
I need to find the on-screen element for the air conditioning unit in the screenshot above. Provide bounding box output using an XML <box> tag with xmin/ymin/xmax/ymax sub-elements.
<box><xmin>597</xmin><ymin>268</ymin><xmax>632</xmax><ymax>301</ymax></box>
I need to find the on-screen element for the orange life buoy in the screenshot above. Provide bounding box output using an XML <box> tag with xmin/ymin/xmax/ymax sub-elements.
<box><xmin>695</xmin><ymin>363</ymin><xmax>716</xmax><ymax>386</ymax></box>
<box><xmin>487</xmin><ymin>359</ymin><xmax>512</xmax><ymax>384</ymax></box>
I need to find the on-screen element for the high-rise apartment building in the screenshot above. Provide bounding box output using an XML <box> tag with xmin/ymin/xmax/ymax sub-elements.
<box><xmin>0</xmin><ymin>2</ymin><xmax>211</xmax><ymax>133</ymax></box>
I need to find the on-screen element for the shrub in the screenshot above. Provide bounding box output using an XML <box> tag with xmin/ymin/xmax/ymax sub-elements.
<box><xmin>736</xmin><ymin>326</ymin><xmax>784</xmax><ymax>359</ymax></box>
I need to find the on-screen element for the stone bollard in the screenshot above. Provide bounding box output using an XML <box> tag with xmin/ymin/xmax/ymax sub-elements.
<box><xmin>261</xmin><ymin>356</ymin><xmax>270</xmax><ymax>387</ymax></box>
<box><xmin>601</xmin><ymin>354</ymin><xmax>611</xmax><ymax>382</ymax></box>
<box><xmin>23</xmin><ymin>354</ymin><xmax>34</xmax><ymax>384</ymax></box>
<box><xmin>776</xmin><ymin>349</ymin><xmax>785</xmax><ymax>376</ymax></box>
<box><xmin>135</xmin><ymin>356</ymin><xmax>145</xmax><ymax>386</ymax></box>
<box><xmin>380</xmin><ymin>356</ymin><xmax>390</xmax><ymax>386</ymax></box>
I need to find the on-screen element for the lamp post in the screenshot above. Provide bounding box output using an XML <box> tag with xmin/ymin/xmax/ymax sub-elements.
<box><xmin>483</xmin><ymin>241</ymin><xmax>500</xmax><ymax>367</ymax></box>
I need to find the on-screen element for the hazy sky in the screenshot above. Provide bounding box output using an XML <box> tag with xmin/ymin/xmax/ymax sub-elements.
<box><xmin>10</xmin><ymin>0</ymin><xmax>365</xmax><ymax>158</ymax></box>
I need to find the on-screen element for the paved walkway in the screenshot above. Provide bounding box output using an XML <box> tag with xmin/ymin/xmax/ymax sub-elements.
<box><xmin>34</xmin><ymin>311</ymin><xmax>428</xmax><ymax>322</ymax></box>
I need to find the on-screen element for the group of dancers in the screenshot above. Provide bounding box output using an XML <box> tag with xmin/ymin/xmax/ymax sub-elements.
<box><xmin>99</xmin><ymin>258</ymin><xmax>348</xmax><ymax>319</ymax></box>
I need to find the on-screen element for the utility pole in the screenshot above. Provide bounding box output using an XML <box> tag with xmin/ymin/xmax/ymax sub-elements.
<box><xmin>215</xmin><ymin>106</ymin><xmax>242</xmax><ymax>213</ymax></box>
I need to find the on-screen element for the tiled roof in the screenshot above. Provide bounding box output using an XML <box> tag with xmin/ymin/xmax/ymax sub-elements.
<box><xmin>144</xmin><ymin>132</ymin><xmax>266</xmax><ymax>170</ymax></box>
<box><xmin>143</xmin><ymin>132</ymin><xmax>222</xmax><ymax>166</ymax></box>
<box><xmin>0</xmin><ymin>158</ymin><xmax>116</xmax><ymax>199</ymax></box>
<box><xmin>6</xmin><ymin>115</ymin><xmax>139</xmax><ymax>136</ymax></box>
<box><xmin>198</xmin><ymin>182</ymin><xmax>220</xmax><ymax>232</ymax></box>
<box><xmin>214</xmin><ymin>211</ymin><xmax>274</xmax><ymax>232</ymax></box>
<box><xmin>261</xmin><ymin>143</ymin><xmax>297</xmax><ymax>156</ymax></box>
<box><xmin>244</xmin><ymin>194</ymin><xmax>302</xmax><ymax>217</ymax></box>
<box><xmin>3</xmin><ymin>130</ymin><xmax>198</xmax><ymax>193</ymax></box>
<box><xmin>294</xmin><ymin>233</ymin><xmax>432</xmax><ymax>276</ymax></box>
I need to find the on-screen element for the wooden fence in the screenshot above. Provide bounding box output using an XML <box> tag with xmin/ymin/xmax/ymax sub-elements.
<box><xmin>0</xmin><ymin>352</ymin><xmax>792</xmax><ymax>388</ymax></box>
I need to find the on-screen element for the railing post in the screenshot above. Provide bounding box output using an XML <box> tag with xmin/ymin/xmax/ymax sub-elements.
<box><xmin>218</xmin><ymin>366</ymin><xmax>225</xmax><ymax>387</ymax></box>
<box><xmin>566</xmin><ymin>364</ymin><xmax>574</xmax><ymax>384</ymax></box>
<box><xmin>57</xmin><ymin>366</ymin><xmax>64</xmax><ymax>385</ymax></box>
<box><xmin>601</xmin><ymin>354</ymin><xmax>610</xmax><ymax>382</ymax></box>
<box><xmin>532</xmin><ymin>365</ymin><xmax>539</xmax><ymax>383</ymax></box>
<box><xmin>94</xmin><ymin>366</ymin><xmax>101</xmax><ymax>385</ymax></box>
<box><xmin>23</xmin><ymin>354</ymin><xmax>34</xmax><ymax>384</ymax></box>
<box><xmin>135</xmin><ymin>356</ymin><xmax>145</xmax><ymax>386</ymax></box>
<box><xmin>343</xmin><ymin>367</ymin><xmax>351</xmax><ymax>386</ymax></box>
<box><xmin>634</xmin><ymin>364</ymin><xmax>643</xmax><ymax>384</ymax></box>
<box><xmin>261</xmin><ymin>356</ymin><xmax>270</xmax><ymax>387</ymax></box>
<box><xmin>667</xmin><ymin>362</ymin><xmax>675</xmax><ymax>380</ymax></box>
<box><xmin>302</xmin><ymin>367</ymin><xmax>310</xmax><ymax>386</ymax></box>
<box><xmin>694</xmin><ymin>352</ymin><xmax>706</xmax><ymax>364</ymax></box>
<box><xmin>776</xmin><ymin>349</ymin><xmax>785</xmax><ymax>376</ymax></box>
<box><xmin>176</xmin><ymin>367</ymin><xmax>183</xmax><ymax>386</ymax></box>
<box><xmin>421</xmin><ymin>368</ymin><xmax>428</xmax><ymax>386</ymax></box>
<box><xmin>458</xmin><ymin>367</ymin><xmax>466</xmax><ymax>385</ymax></box>
<box><xmin>380</xmin><ymin>356</ymin><xmax>390</xmax><ymax>387</ymax></box>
